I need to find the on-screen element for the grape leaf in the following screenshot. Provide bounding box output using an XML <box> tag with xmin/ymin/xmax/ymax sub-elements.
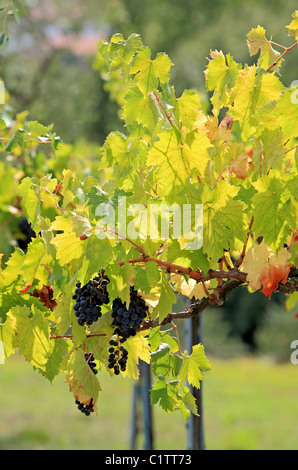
<box><xmin>251</xmin><ymin>172</ymin><xmax>295</xmax><ymax>250</ymax></box>
<box><xmin>202</xmin><ymin>181</ymin><xmax>248</xmax><ymax>262</ymax></box>
<box><xmin>21</xmin><ymin>238</ymin><xmax>46</xmax><ymax>286</ymax></box>
<box><xmin>146</xmin><ymin>128</ymin><xmax>211</xmax><ymax>195</ymax></box>
<box><xmin>7</xmin><ymin>305</ymin><xmax>51</xmax><ymax>370</ymax></box>
<box><xmin>242</xmin><ymin>243</ymin><xmax>292</xmax><ymax>299</ymax></box>
<box><xmin>65</xmin><ymin>349</ymin><xmax>101</xmax><ymax>406</ymax></box>
<box><xmin>179</xmin><ymin>344</ymin><xmax>211</xmax><ymax>389</ymax></box>
<box><xmin>50</xmin><ymin>231</ymin><xmax>84</xmax><ymax>266</ymax></box>
<box><xmin>134</xmin><ymin>261</ymin><xmax>160</xmax><ymax>294</ymax></box>
<box><xmin>246</xmin><ymin>26</ymin><xmax>280</xmax><ymax>70</ymax></box>
<box><xmin>130</xmin><ymin>47</ymin><xmax>173</xmax><ymax>96</ymax></box>
<box><xmin>150</xmin><ymin>378</ymin><xmax>181</xmax><ymax>413</ymax></box>
<box><xmin>273</xmin><ymin>89</ymin><xmax>298</xmax><ymax>139</ymax></box>
<box><xmin>286</xmin><ymin>10</ymin><xmax>298</xmax><ymax>40</ymax></box>
<box><xmin>122</xmin><ymin>331</ymin><xmax>151</xmax><ymax>380</ymax></box>
<box><xmin>152</xmin><ymin>272</ymin><xmax>177</xmax><ymax>322</ymax></box>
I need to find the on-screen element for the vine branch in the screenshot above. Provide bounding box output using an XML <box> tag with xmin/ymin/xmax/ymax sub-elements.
<box><xmin>266</xmin><ymin>41</ymin><xmax>298</xmax><ymax>72</ymax></box>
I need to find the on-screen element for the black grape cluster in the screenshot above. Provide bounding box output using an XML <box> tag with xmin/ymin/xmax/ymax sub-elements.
<box><xmin>73</xmin><ymin>270</ymin><xmax>110</xmax><ymax>327</ymax></box>
<box><xmin>84</xmin><ymin>352</ymin><xmax>98</xmax><ymax>375</ymax></box>
<box><xmin>75</xmin><ymin>398</ymin><xmax>94</xmax><ymax>416</ymax></box>
<box><xmin>108</xmin><ymin>339</ymin><xmax>128</xmax><ymax>375</ymax></box>
<box><xmin>74</xmin><ymin>352</ymin><xmax>98</xmax><ymax>416</ymax></box>
<box><xmin>107</xmin><ymin>287</ymin><xmax>148</xmax><ymax>374</ymax></box>
<box><xmin>17</xmin><ymin>217</ymin><xmax>36</xmax><ymax>250</ymax></box>
<box><xmin>111</xmin><ymin>286</ymin><xmax>148</xmax><ymax>341</ymax></box>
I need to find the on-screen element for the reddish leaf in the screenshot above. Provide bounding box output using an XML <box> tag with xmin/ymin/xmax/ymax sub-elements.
<box><xmin>32</xmin><ymin>285</ymin><xmax>57</xmax><ymax>311</ymax></box>
<box><xmin>19</xmin><ymin>285</ymin><xmax>31</xmax><ymax>293</ymax></box>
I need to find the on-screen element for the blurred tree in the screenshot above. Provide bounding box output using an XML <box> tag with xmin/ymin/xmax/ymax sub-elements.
<box><xmin>0</xmin><ymin>0</ymin><xmax>297</xmax><ymax>142</ymax></box>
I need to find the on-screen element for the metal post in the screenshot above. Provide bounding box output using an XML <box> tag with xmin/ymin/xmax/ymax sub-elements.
<box><xmin>185</xmin><ymin>312</ymin><xmax>205</xmax><ymax>450</ymax></box>
<box><xmin>130</xmin><ymin>361</ymin><xmax>154</xmax><ymax>450</ymax></box>
<box><xmin>129</xmin><ymin>381</ymin><xmax>140</xmax><ymax>450</ymax></box>
<box><xmin>140</xmin><ymin>361</ymin><xmax>154</xmax><ymax>450</ymax></box>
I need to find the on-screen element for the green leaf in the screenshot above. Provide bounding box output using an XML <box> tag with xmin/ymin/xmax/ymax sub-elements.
<box><xmin>106</xmin><ymin>260</ymin><xmax>136</xmax><ymax>304</ymax></box>
<box><xmin>179</xmin><ymin>344</ymin><xmax>211</xmax><ymax>389</ymax></box>
<box><xmin>122</xmin><ymin>85</ymin><xmax>160</xmax><ymax>131</ymax></box>
<box><xmin>176</xmin><ymin>89</ymin><xmax>202</xmax><ymax>131</ymax></box>
<box><xmin>21</xmin><ymin>238</ymin><xmax>46</xmax><ymax>286</ymax></box>
<box><xmin>251</xmin><ymin>171</ymin><xmax>295</xmax><ymax>250</ymax></box>
<box><xmin>41</xmin><ymin>336</ymin><xmax>70</xmax><ymax>383</ymax></box>
<box><xmin>80</xmin><ymin>235</ymin><xmax>115</xmax><ymax>285</ymax></box>
<box><xmin>134</xmin><ymin>261</ymin><xmax>160</xmax><ymax>294</ymax></box>
<box><xmin>130</xmin><ymin>47</ymin><xmax>173</xmax><ymax>96</ymax></box>
<box><xmin>0</xmin><ymin>33</ymin><xmax>9</xmax><ymax>52</ymax></box>
<box><xmin>5</xmin><ymin>129</ymin><xmax>25</xmax><ymax>151</ymax></box>
<box><xmin>150</xmin><ymin>378</ymin><xmax>181</xmax><ymax>413</ymax></box>
<box><xmin>8</xmin><ymin>305</ymin><xmax>51</xmax><ymax>370</ymax></box>
<box><xmin>122</xmin><ymin>331</ymin><xmax>151</xmax><ymax>379</ymax></box>
<box><xmin>0</xmin><ymin>318</ymin><xmax>15</xmax><ymax>359</ymax></box>
<box><xmin>65</xmin><ymin>349</ymin><xmax>101</xmax><ymax>405</ymax></box>
<box><xmin>180</xmin><ymin>386</ymin><xmax>199</xmax><ymax>417</ymax></box>
<box><xmin>2</xmin><ymin>248</ymin><xmax>25</xmax><ymax>288</ymax></box>
<box><xmin>26</xmin><ymin>120</ymin><xmax>50</xmax><ymax>137</ymax></box>
<box><xmin>202</xmin><ymin>181</ymin><xmax>248</xmax><ymax>262</ymax></box>
<box><xmin>152</xmin><ymin>271</ymin><xmax>177</xmax><ymax>322</ymax></box>
<box><xmin>204</xmin><ymin>51</ymin><xmax>240</xmax><ymax>114</ymax></box>
<box><xmin>52</xmin><ymin>284</ymin><xmax>74</xmax><ymax>336</ymax></box>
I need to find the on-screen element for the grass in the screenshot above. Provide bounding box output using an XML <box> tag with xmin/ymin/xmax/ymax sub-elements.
<box><xmin>0</xmin><ymin>353</ymin><xmax>298</xmax><ymax>450</ymax></box>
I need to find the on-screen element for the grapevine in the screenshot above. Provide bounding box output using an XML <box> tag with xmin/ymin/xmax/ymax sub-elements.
<box><xmin>0</xmin><ymin>7</ymin><xmax>297</xmax><ymax>429</ymax></box>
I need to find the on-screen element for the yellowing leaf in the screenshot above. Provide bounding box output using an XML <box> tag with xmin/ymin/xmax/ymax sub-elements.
<box><xmin>146</xmin><ymin>128</ymin><xmax>211</xmax><ymax>194</ymax></box>
<box><xmin>65</xmin><ymin>350</ymin><xmax>101</xmax><ymax>406</ymax></box>
<box><xmin>176</xmin><ymin>89</ymin><xmax>204</xmax><ymax>131</ymax></box>
<box><xmin>172</xmin><ymin>274</ymin><xmax>211</xmax><ymax>300</ymax></box>
<box><xmin>286</xmin><ymin>10</ymin><xmax>298</xmax><ymax>40</ymax></box>
<box><xmin>246</xmin><ymin>26</ymin><xmax>280</xmax><ymax>70</ymax></box>
<box><xmin>130</xmin><ymin>48</ymin><xmax>173</xmax><ymax>95</ymax></box>
<box><xmin>230</xmin><ymin>152</ymin><xmax>252</xmax><ymax>180</ymax></box>
<box><xmin>229</xmin><ymin>66</ymin><xmax>284</xmax><ymax>138</ymax></box>
<box><xmin>50</xmin><ymin>231</ymin><xmax>84</xmax><ymax>265</ymax></box>
<box><xmin>7</xmin><ymin>305</ymin><xmax>51</xmax><ymax>370</ymax></box>
<box><xmin>242</xmin><ymin>243</ymin><xmax>292</xmax><ymax>299</ymax></box>
<box><xmin>122</xmin><ymin>331</ymin><xmax>151</xmax><ymax>379</ymax></box>
<box><xmin>273</xmin><ymin>89</ymin><xmax>298</xmax><ymax>139</ymax></box>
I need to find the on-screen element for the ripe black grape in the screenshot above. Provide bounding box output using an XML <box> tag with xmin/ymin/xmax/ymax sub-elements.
<box><xmin>108</xmin><ymin>340</ymin><xmax>128</xmax><ymax>374</ymax></box>
<box><xmin>73</xmin><ymin>270</ymin><xmax>110</xmax><ymax>327</ymax></box>
<box><xmin>17</xmin><ymin>217</ymin><xmax>36</xmax><ymax>250</ymax></box>
<box><xmin>111</xmin><ymin>286</ymin><xmax>148</xmax><ymax>340</ymax></box>
<box><xmin>75</xmin><ymin>398</ymin><xmax>94</xmax><ymax>416</ymax></box>
<box><xmin>84</xmin><ymin>352</ymin><xmax>98</xmax><ymax>375</ymax></box>
<box><xmin>107</xmin><ymin>287</ymin><xmax>148</xmax><ymax>375</ymax></box>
